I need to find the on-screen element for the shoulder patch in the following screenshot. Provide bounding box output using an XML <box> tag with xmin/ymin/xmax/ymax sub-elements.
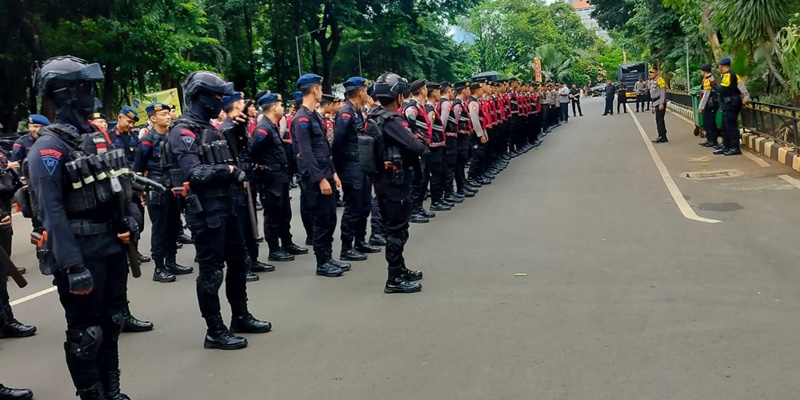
<box><xmin>181</xmin><ymin>136</ymin><xmax>195</xmax><ymax>148</ymax></box>
<box><xmin>657</xmin><ymin>78</ymin><xmax>666</xmax><ymax>88</ymax></box>
<box><xmin>39</xmin><ymin>149</ymin><xmax>62</xmax><ymax>176</ymax></box>
<box><xmin>341</xmin><ymin>113</ymin><xmax>352</xmax><ymax>120</ymax></box>
<box><xmin>180</xmin><ymin>128</ymin><xmax>196</xmax><ymax>138</ymax></box>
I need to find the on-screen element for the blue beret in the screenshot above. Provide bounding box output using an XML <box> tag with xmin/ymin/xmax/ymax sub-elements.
<box><xmin>296</xmin><ymin>73</ymin><xmax>323</xmax><ymax>89</ymax></box>
<box><xmin>343</xmin><ymin>77</ymin><xmax>367</xmax><ymax>90</ymax></box>
<box><xmin>119</xmin><ymin>105</ymin><xmax>139</xmax><ymax>122</ymax></box>
<box><xmin>292</xmin><ymin>91</ymin><xmax>303</xmax><ymax>102</ymax></box>
<box><xmin>222</xmin><ymin>92</ymin><xmax>244</xmax><ymax>109</ymax></box>
<box><xmin>28</xmin><ymin>114</ymin><xmax>50</xmax><ymax>126</ymax></box>
<box><xmin>258</xmin><ymin>93</ymin><xmax>282</xmax><ymax>107</ymax></box>
<box><xmin>145</xmin><ymin>102</ymin><xmax>171</xmax><ymax>115</ymax></box>
<box><xmin>718</xmin><ymin>57</ymin><xmax>732</xmax><ymax>66</ymax></box>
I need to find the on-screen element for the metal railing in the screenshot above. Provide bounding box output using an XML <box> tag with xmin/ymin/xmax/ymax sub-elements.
<box><xmin>666</xmin><ymin>90</ymin><xmax>692</xmax><ymax>109</ymax></box>
<box><xmin>741</xmin><ymin>102</ymin><xmax>800</xmax><ymax>148</ymax></box>
<box><xmin>666</xmin><ymin>90</ymin><xmax>800</xmax><ymax>148</ymax></box>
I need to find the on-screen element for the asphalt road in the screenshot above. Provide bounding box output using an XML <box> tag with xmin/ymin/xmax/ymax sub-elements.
<box><xmin>4</xmin><ymin>98</ymin><xmax>800</xmax><ymax>399</ymax></box>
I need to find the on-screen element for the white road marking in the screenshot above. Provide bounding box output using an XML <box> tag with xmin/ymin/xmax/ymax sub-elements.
<box><xmin>629</xmin><ymin>111</ymin><xmax>722</xmax><ymax>224</ymax></box>
<box><xmin>778</xmin><ymin>174</ymin><xmax>800</xmax><ymax>190</ymax></box>
<box><xmin>742</xmin><ymin>151</ymin><xmax>771</xmax><ymax>168</ymax></box>
<box><xmin>10</xmin><ymin>286</ymin><xmax>57</xmax><ymax>306</ymax></box>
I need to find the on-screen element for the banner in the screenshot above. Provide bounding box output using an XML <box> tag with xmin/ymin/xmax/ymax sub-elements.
<box><xmin>534</xmin><ymin>57</ymin><xmax>542</xmax><ymax>83</ymax></box>
<box><xmin>129</xmin><ymin>88</ymin><xmax>183</xmax><ymax>126</ymax></box>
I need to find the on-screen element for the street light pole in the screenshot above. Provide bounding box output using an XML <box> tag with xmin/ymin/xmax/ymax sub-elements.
<box><xmin>295</xmin><ymin>28</ymin><xmax>322</xmax><ymax>78</ymax></box>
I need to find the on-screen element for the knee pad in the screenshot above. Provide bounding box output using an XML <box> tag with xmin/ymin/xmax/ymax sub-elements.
<box><xmin>64</xmin><ymin>325</ymin><xmax>103</xmax><ymax>360</ymax></box>
<box><xmin>197</xmin><ymin>269</ymin><xmax>224</xmax><ymax>296</ymax></box>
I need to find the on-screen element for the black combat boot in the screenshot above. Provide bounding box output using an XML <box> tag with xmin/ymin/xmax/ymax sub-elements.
<box><xmin>384</xmin><ymin>268</ymin><xmax>422</xmax><ymax>294</ymax></box>
<box><xmin>340</xmin><ymin>241</ymin><xmax>367</xmax><ymax>262</ymax></box>
<box><xmin>368</xmin><ymin>231</ymin><xmax>387</xmax><ymax>246</ymax></box>
<box><xmin>354</xmin><ymin>239</ymin><xmax>381</xmax><ymax>254</ymax></box>
<box><xmin>203</xmin><ymin>315</ymin><xmax>247</xmax><ymax>350</ymax></box>
<box><xmin>328</xmin><ymin>253</ymin><xmax>352</xmax><ymax>272</ymax></box>
<box><xmin>136</xmin><ymin>250</ymin><xmax>151</xmax><ymax>263</ymax></box>
<box><xmin>267</xmin><ymin>242</ymin><xmax>294</xmax><ymax>262</ymax></box>
<box><xmin>76</xmin><ymin>383</ymin><xmax>104</xmax><ymax>400</ymax></box>
<box><xmin>121</xmin><ymin>302</ymin><xmax>153</xmax><ymax>333</ymax></box>
<box><xmin>165</xmin><ymin>254</ymin><xmax>193</xmax><ymax>275</ymax></box>
<box><xmin>400</xmin><ymin>265</ymin><xmax>424</xmax><ymax>281</ymax></box>
<box><xmin>429</xmin><ymin>202</ymin><xmax>451</xmax><ymax>212</ymax></box>
<box><xmin>282</xmin><ymin>241</ymin><xmax>309</xmax><ymax>255</ymax></box>
<box><xmin>152</xmin><ymin>257</ymin><xmax>176</xmax><ymax>283</ymax></box>
<box><xmin>103</xmin><ymin>370</ymin><xmax>130</xmax><ymax>400</ymax></box>
<box><xmin>0</xmin><ymin>385</ymin><xmax>33</xmax><ymax>400</ymax></box>
<box><xmin>315</xmin><ymin>251</ymin><xmax>345</xmax><ymax>277</ymax></box>
<box><xmin>249</xmin><ymin>259</ymin><xmax>275</xmax><ymax>273</ymax></box>
<box><xmin>229</xmin><ymin>302</ymin><xmax>272</xmax><ymax>334</ymax></box>
<box><xmin>410</xmin><ymin>212</ymin><xmax>429</xmax><ymax>224</ymax></box>
<box><xmin>1</xmin><ymin>306</ymin><xmax>37</xmax><ymax>338</ymax></box>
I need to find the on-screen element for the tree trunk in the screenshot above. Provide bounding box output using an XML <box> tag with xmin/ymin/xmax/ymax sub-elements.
<box><xmin>700</xmin><ymin>7</ymin><xmax>723</xmax><ymax>61</ymax></box>
<box><xmin>759</xmin><ymin>43</ymin><xmax>789</xmax><ymax>90</ymax></box>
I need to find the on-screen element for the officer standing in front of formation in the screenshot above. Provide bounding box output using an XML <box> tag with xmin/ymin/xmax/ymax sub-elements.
<box><xmin>133</xmin><ymin>102</ymin><xmax>194</xmax><ymax>283</ymax></box>
<box><xmin>602</xmin><ymin>79</ymin><xmax>615</xmax><ymax>116</ymax></box>
<box><xmin>0</xmin><ymin>151</ymin><xmax>36</xmax><ymax>340</ymax></box>
<box><xmin>166</xmin><ymin>71</ymin><xmax>271</xmax><ymax>350</ymax></box>
<box><xmin>27</xmin><ymin>55</ymin><xmax>135</xmax><ymax>399</ymax></box>
<box><xmin>333</xmin><ymin>77</ymin><xmax>381</xmax><ymax>262</ymax></box>
<box><xmin>649</xmin><ymin>67</ymin><xmax>668</xmax><ymax>143</ymax></box>
<box><xmin>217</xmin><ymin>92</ymin><xmax>273</xmax><ymax>282</ymax></box>
<box><xmin>250</xmin><ymin>93</ymin><xmax>308</xmax><ymax>268</ymax></box>
<box><xmin>697</xmin><ymin>64</ymin><xmax>721</xmax><ymax>148</ymax></box>
<box><xmin>569</xmin><ymin>84</ymin><xmax>583</xmax><ymax>117</ymax></box>
<box><xmin>292</xmin><ymin>74</ymin><xmax>350</xmax><ymax>277</ymax></box>
<box><xmin>634</xmin><ymin>77</ymin><xmax>647</xmax><ymax>112</ymax></box>
<box><xmin>709</xmin><ymin>57</ymin><xmax>750</xmax><ymax>156</ymax></box>
<box><xmin>365</xmin><ymin>72</ymin><xmax>429</xmax><ymax>294</ymax></box>
<box><xmin>110</xmin><ymin>106</ymin><xmax>151</xmax><ymax>264</ymax></box>
<box><xmin>616</xmin><ymin>80</ymin><xmax>628</xmax><ymax>114</ymax></box>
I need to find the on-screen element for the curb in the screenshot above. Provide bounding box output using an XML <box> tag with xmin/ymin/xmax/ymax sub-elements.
<box><xmin>668</xmin><ymin>103</ymin><xmax>800</xmax><ymax>172</ymax></box>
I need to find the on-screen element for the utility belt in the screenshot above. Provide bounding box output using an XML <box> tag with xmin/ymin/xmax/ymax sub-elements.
<box><xmin>199</xmin><ymin>187</ymin><xmax>231</xmax><ymax>199</ymax></box>
<box><xmin>458</xmin><ymin>130</ymin><xmax>471</xmax><ymax>136</ymax></box>
<box><xmin>428</xmin><ymin>141</ymin><xmax>447</xmax><ymax>148</ymax></box>
<box><xmin>254</xmin><ymin>163</ymin><xmax>285</xmax><ymax>172</ymax></box>
<box><xmin>69</xmin><ymin>220</ymin><xmax>113</xmax><ymax>236</ymax></box>
<box><xmin>445</xmin><ymin>132</ymin><xmax>458</xmax><ymax>137</ymax></box>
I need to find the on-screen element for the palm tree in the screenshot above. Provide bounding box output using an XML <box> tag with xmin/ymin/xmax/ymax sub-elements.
<box><xmin>534</xmin><ymin>44</ymin><xmax>573</xmax><ymax>83</ymax></box>
<box><xmin>714</xmin><ymin>0</ymin><xmax>797</xmax><ymax>90</ymax></box>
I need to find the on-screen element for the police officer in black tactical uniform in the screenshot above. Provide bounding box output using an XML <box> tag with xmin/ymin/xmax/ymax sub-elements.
<box><xmin>12</xmin><ymin>114</ymin><xmax>49</xmax><ymax>235</ymax></box>
<box><xmin>292</xmin><ymin>74</ymin><xmax>351</xmax><ymax>277</ymax></box>
<box><xmin>218</xmin><ymin>92</ymin><xmax>274</xmax><ymax>281</ymax></box>
<box><xmin>250</xmin><ymin>93</ymin><xmax>308</xmax><ymax>266</ymax></box>
<box><xmin>0</xmin><ymin>152</ymin><xmax>36</xmax><ymax>340</ymax></box>
<box><xmin>109</xmin><ymin>106</ymin><xmax>150</xmax><ymax>264</ymax></box>
<box><xmin>165</xmin><ymin>71</ymin><xmax>271</xmax><ymax>350</ymax></box>
<box><xmin>334</xmin><ymin>77</ymin><xmax>381</xmax><ymax>262</ymax></box>
<box><xmin>452</xmin><ymin>82</ymin><xmax>478</xmax><ymax>198</ymax></box>
<box><xmin>133</xmin><ymin>102</ymin><xmax>194</xmax><ymax>283</ymax></box>
<box><xmin>365</xmin><ymin>72</ymin><xmax>429</xmax><ymax>294</ymax></box>
<box><xmin>26</xmin><ymin>55</ymin><xmax>137</xmax><ymax>399</ymax></box>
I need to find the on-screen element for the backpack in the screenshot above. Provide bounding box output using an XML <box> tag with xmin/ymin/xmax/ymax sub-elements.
<box><xmin>360</xmin><ymin>108</ymin><xmax>394</xmax><ymax>175</ymax></box>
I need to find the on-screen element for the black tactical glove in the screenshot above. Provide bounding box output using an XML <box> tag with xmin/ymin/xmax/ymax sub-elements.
<box><xmin>67</xmin><ymin>265</ymin><xmax>94</xmax><ymax>294</ymax></box>
<box><xmin>232</xmin><ymin>167</ymin><xmax>247</xmax><ymax>184</ymax></box>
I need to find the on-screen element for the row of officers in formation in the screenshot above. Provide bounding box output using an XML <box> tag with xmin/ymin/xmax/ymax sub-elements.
<box><xmin>0</xmin><ymin>55</ymin><xmax>568</xmax><ymax>400</ymax></box>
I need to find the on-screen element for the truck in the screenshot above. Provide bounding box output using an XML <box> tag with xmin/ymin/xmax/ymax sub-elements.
<box><xmin>470</xmin><ymin>71</ymin><xmax>508</xmax><ymax>83</ymax></box>
<box><xmin>617</xmin><ymin>62</ymin><xmax>648</xmax><ymax>100</ymax></box>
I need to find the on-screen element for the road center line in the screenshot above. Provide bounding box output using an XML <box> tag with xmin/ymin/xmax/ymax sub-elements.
<box><xmin>10</xmin><ymin>286</ymin><xmax>57</xmax><ymax>306</ymax></box>
<box><xmin>628</xmin><ymin>109</ymin><xmax>722</xmax><ymax>224</ymax></box>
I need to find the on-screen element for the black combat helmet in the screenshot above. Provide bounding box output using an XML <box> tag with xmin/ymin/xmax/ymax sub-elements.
<box><xmin>183</xmin><ymin>71</ymin><xmax>235</xmax><ymax>98</ymax></box>
<box><xmin>35</xmin><ymin>56</ymin><xmax>104</xmax><ymax>97</ymax></box>
<box><xmin>373</xmin><ymin>73</ymin><xmax>408</xmax><ymax>100</ymax></box>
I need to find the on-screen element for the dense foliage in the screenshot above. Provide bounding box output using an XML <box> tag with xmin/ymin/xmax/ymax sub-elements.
<box><xmin>1</xmin><ymin>0</ymin><xmax>606</xmax><ymax>131</ymax></box>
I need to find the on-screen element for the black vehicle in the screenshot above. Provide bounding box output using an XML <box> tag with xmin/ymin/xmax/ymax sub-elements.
<box><xmin>470</xmin><ymin>71</ymin><xmax>508</xmax><ymax>83</ymax></box>
<box><xmin>589</xmin><ymin>83</ymin><xmax>608</xmax><ymax>97</ymax></box>
<box><xmin>617</xmin><ymin>62</ymin><xmax>648</xmax><ymax>100</ymax></box>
